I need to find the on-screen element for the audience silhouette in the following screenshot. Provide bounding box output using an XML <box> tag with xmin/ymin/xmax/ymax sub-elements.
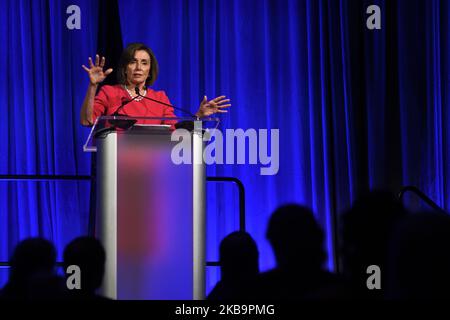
<box><xmin>255</xmin><ymin>204</ymin><xmax>346</xmax><ymax>300</ymax></box>
<box><xmin>207</xmin><ymin>231</ymin><xmax>259</xmax><ymax>300</ymax></box>
<box><xmin>0</xmin><ymin>237</ymin><xmax>66</xmax><ymax>300</ymax></box>
<box><xmin>63</xmin><ymin>236</ymin><xmax>109</xmax><ymax>300</ymax></box>
<box><xmin>340</xmin><ymin>190</ymin><xmax>407</xmax><ymax>299</ymax></box>
<box><xmin>386</xmin><ymin>210</ymin><xmax>450</xmax><ymax>299</ymax></box>
<box><xmin>3</xmin><ymin>190</ymin><xmax>450</xmax><ymax>301</ymax></box>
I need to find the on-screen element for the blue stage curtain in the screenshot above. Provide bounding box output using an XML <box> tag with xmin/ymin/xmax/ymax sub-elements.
<box><xmin>1</xmin><ymin>0</ymin><xmax>449</xmax><ymax>294</ymax></box>
<box><xmin>0</xmin><ymin>0</ymin><xmax>99</xmax><ymax>283</ymax></box>
<box><xmin>116</xmin><ymin>0</ymin><xmax>450</xmax><ymax>292</ymax></box>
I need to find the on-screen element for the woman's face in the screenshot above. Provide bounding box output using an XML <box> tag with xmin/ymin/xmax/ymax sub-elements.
<box><xmin>126</xmin><ymin>50</ymin><xmax>151</xmax><ymax>86</ymax></box>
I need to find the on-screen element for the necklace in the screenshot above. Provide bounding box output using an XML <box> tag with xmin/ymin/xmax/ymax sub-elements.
<box><xmin>124</xmin><ymin>85</ymin><xmax>146</xmax><ymax>101</ymax></box>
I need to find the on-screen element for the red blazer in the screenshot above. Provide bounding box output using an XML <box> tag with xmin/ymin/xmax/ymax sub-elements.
<box><xmin>93</xmin><ymin>84</ymin><xmax>177</xmax><ymax>126</ymax></box>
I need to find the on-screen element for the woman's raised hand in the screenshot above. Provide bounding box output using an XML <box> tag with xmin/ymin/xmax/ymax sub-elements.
<box><xmin>82</xmin><ymin>54</ymin><xmax>113</xmax><ymax>85</ymax></box>
<box><xmin>196</xmin><ymin>95</ymin><xmax>231</xmax><ymax>118</ymax></box>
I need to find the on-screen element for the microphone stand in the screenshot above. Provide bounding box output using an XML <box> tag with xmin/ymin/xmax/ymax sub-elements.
<box><xmin>108</xmin><ymin>93</ymin><xmax>144</xmax><ymax>129</ymax></box>
<box><xmin>134</xmin><ymin>87</ymin><xmax>199</xmax><ymax>131</ymax></box>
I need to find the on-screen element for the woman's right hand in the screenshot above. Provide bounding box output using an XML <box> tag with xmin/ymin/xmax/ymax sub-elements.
<box><xmin>82</xmin><ymin>54</ymin><xmax>113</xmax><ymax>85</ymax></box>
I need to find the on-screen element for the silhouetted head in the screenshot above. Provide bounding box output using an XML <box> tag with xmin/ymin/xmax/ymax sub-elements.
<box><xmin>341</xmin><ymin>190</ymin><xmax>407</xmax><ymax>285</ymax></box>
<box><xmin>219</xmin><ymin>231</ymin><xmax>259</xmax><ymax>282</ymax></box>
<box><xmin>266</xmin><ymin>205</ymin><xmax>325</xmax><ymax>271</ymax></box>
<box><xmin>63</xmin><ymin>237</ymin><xmax>106</xmax><ymax>293</ymax></box>
<box><xmin>9</xmin><ymin>238</ymin><xmax>56</xmax><ymax>283</ymax></box>
<box><xmin>387</xmin><ymin>210</ymin><xmax>450</xmax><ymax>299</ymax></box>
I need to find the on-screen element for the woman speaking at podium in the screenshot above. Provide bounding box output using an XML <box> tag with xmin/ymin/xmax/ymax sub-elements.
<box><xmin>79</xmin><ymin>43</ymin><xmax>230</xmax><ymax>126</ymax></box>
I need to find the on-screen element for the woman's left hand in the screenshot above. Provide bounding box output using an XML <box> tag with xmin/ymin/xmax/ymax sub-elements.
<box><xmin>195</xmin><ymin>95</ymin><xmax>231</xmax><ymax>118</ymax></box>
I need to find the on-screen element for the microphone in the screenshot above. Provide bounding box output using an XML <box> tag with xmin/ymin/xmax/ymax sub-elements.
<box><xmin>112</xmin><ymin>95</ymin><xmax>141</xmax><ymax>116</ymax></box>
<box><xmin>108</xmin><ymin>95</ymin><xmax>142</xmax><ymax>130</ymax></box>
<box><xmin>135</xmin><ymin>86</ymin><xmax>198</xmax><ymax>119</ymax></box>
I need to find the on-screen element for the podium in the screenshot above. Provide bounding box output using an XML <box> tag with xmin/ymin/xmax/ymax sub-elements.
<box><xmin>84</xmin><ymin>116</ymin><xmax>218</xmax><ymax>300</ymax></box>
